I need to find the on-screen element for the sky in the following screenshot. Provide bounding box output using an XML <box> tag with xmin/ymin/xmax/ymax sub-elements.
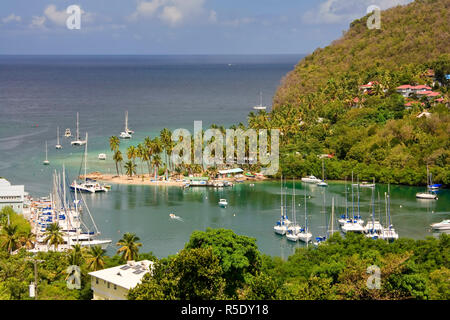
<box><xmin>0</xmin><ymin>0</ymin><xmax>413</xmax><ymax>55</ymax></box>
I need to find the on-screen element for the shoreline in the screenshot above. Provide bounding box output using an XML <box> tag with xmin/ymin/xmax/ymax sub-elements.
<box><xmin>82</xmin><ymin>172</ymin><xmax>266</xmax><ymax>187</ymax></box>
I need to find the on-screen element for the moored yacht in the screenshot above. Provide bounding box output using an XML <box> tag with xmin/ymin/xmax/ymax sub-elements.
<box><xmin>71</xmin><ymin>112</ymin><xmax>87</xmax><ymax>146</ymax></box>
<box><xmin>301</xmin><ymin>175</ymin><xmax>321</xmax><ymax>183</ymax></box>
<box><xmin>120</xmin><ymin>110</ymin><xmax>133</xmax><ymax>139</ymax></box>
<box><xmin>274</xmin><ymin>177</ymin><xmax>291</xmax><ymax>235</ymax></box>
<box><xmin>431</xmin><ymin>220</ymin><xmax>450</xmax><ymax>231</ymax></box>
<box><xmin>70</xmin><ymin>134</ymin><xmax>108</xmax><ymax>193</ymax></box>
<box><xmin>55</xmin><ymin>127</ymin><xmax>62</xmax><ymax>149</ymax></box>
<box><xmin>43</xmin><ymin>141</ymin><xmax>50</xmax><ymax>165</ymax></box>
<box><xmin>64</xmin><ymin>128</ymin><xmax>72</xmax><ymax>138</ymax></box>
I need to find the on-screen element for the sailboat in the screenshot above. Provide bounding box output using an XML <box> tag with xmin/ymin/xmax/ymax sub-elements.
<box><xmin>379</xmin><ymin>185</ymin><xmax>399</xmax><ymax>241</ymax></box>
<box><xmin>364</xmin><ymin>178</ymin><xmax>384</xmax><ymax>236</ymax></box>
<box><xmin>286</xmin><ymin>179</ymin><xmax>301</xmax><ymax>241</ymax></box>
<box><xmin>71</xmin><ymin>112</ymin><xmax>87</xmax><ymax>146</ymax></box>
<box><xmin>416</xmin><ymin>165</ymin><xmax>438</xmax><ymax>199</ymax></box>
<box><xmin>120</xmin><ymin>110</ymin><xmax>133</xmax><ymax>139</ymax></box>
<box><xmin>253</xmin><ymin>91</ymin><xmax>267</xmax><ymax>110</ymax></box>
<box><xmin>274</xmin><ymin>177</ymin><xmax>291</xmax><ymax>235</ymax></box>
<box><xmin>297</xmin><ymin>188</ymin><xmax>313</xmax><ymax>243</ymax></box>
<box><xmin>70</xmin><ymin>133</ymin><xmax>108</xmax><ymax>193</ymax></box>
<box><xmin>342</xmin><ymin>175</ymin><xmax>365</xmax><ymax>233</ymax></box>
<box><xmin>314</xmin><ymin>197</ymin><xmax>338</xmax><ymax>245</ymax></box>
<box><xmin>55</xmin><ymin>127</ymin><xmax>62</xmax><ymax>149</ymax></box>
<box><xmin>30</xmin><ymin>168</ymin><xmax>111</xmax><ymax>252</ymax></box>
<box><xmin>317</xmin><ymin>159</ymin><xmax>328</xmax><ymax>187</ymax></box>
<box><xmin>43</xmin><ymin>141</ymin><xmax>50</xmax><ymax>165</ymax></box>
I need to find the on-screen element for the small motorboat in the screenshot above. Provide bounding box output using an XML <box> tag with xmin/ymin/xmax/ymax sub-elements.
<box><xmin>301</xmin><ymin>175</ymin><xmax>321</xmax><ymax>183</ymax></box>
<box><xmin>64</xmin><ymin>128</ymin><xmax>72</xmax><ymax>138</ymax></box>
<box><xmin>218</xmin><ymin>199</ymin><xmax>228</xmax><ymax>207</ymax></box>
<box><xmin>317</xmin><ymin>181</ymin><xmax>328</xmax><ymax>187</ymax></box>
<box><xmin>416</xmin><ymin>192</ymin><xmax>438</xmax><ymax>200</ymax></box>
<box><xmin>431</xmin><ymin>220</ymin><xmax>450</xmax><ymax>231</ymax></box>
<box><xmin>359</xmin><ymin>181</ymin><xmax>375</xmax><ymax>188</ymax></box>
<box><xmin>98</xmin><ymin>153</ymin><xmax>107</xmax><ymax>160</ymax></box>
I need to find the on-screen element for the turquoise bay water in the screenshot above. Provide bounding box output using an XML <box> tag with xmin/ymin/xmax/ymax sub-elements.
<box><xmin>0</xmin><ymin>55</ymin><xmax>448</xmax><ymax>258</ymax></box>
<box><xmin>81</xmin><ymin>181</ymin><xmax>448</xmax><ymax>258</ymax></box>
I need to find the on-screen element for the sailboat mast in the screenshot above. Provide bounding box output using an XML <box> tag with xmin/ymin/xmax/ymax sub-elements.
<box><xmin>76</xmin><ymin>112</ymin><xmax>79</xmax><ymax>140</ymax></box>
<box><xmin>280</xmin><ymin>175</ymin><xmax>283</xmax><ymax>219</ymax></box>
<box><xmin>357</xmin><ymin>175</ymin><xmax>360</xmax><ymax>216</ymax></box>
<box><xmin>351</xmin><ymin>171</ymin><xmax>354</xmax><ymax>218</ymax></box>
<box><xmin>330</xmin><ymin>197</ymin><xmax>335</xmax><ymax>235</ymax></box>
<box><xmin>84</xmin><ymin>133</ymin><xmax>88</xmax><ymax>182</ymax></box>
<box><xmin>292</xmin><ymin>179</ymin><xmax>296</xmax><ymax>226</ymax></box>
<box><xmin>344</xmin><ymin>177</ymin><xmax>348</xmax><ymax>219</ymax></box>
<box><xmin>304</xmin><ymin>188</ymin><xmax>307</xmax><ymax>231</ymax></box>
<box><xmin>388</xmin><ymin>184</ymin><xmax>391</xmax><ymax>227</ymax></box>
<box><xmin>57</xmin><ymin>127</ymin><xmax>60</xmax><ymax>145</ymax></box>
<box><xmin>322</xmin><ymin>159</ymin><xmax>325</xmax><ymax>181</ymax></box>
<box><xmin>45</xmin><ymin>141</ymin><xmax>48</xmax><ymax>161</ymax></box>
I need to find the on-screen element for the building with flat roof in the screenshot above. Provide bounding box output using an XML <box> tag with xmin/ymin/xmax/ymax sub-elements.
<box><xmin>88</xmin><ymin>260</ymin><xmax>154</xmax><ymax>300</ymax></box>
<box><xmin>0</xmin><ymin>178</ymin><xmax>25</xmax><ymax>214</ymax></box>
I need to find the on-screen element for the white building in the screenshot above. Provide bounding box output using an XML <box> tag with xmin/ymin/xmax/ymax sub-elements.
<box><xmin>89</xmin><ymin>260</ymin><xmax>154</xmax><ymax>300</ymax></box>
<box><xmin>0</xmin><ymin>178</ymin><xmax>25</xmax><ymax>214</ymax></box>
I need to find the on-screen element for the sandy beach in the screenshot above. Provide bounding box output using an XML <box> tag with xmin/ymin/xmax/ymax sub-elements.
<box><xmin>82</xmin><ymin>172</ymin><xmax>266</xmax><ymax>187</ymax></box>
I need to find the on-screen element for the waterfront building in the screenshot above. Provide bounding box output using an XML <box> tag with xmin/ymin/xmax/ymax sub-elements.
<box><xmin>89</xmin><ymin>260</ymin><xmax>153</xmax><ymax>300</ymax></box>
<box><xmin>0</xmin><ymin>178</ymin><xmax>25</xmax><ymax>214</ymax></box>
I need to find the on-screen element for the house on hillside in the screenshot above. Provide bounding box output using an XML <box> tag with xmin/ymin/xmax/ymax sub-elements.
<box><xmin>396</xmin><ymin>84</ymin><xmax>433</xmax><ymax>97</ymax></box>
<box><xmin>417</xmin><ymin>110</ymin><xmax>432</xmax><ymax>119</ymax></box>
<box><xmin>89</xmin><ymin>260</ymin><xmax>154</xmax><ymax>300</ymax></box>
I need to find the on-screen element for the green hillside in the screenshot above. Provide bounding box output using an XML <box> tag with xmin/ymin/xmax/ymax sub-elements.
<box><xmin>248</xmin><ymin>0</ymin><xmax>450</xmax><ymax>185</ymax></box>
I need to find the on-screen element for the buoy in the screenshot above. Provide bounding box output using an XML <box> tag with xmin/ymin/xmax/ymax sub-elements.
<box><xmin>400</xmin><ymin>205</ymin><xmax>402</xmax><ymax>208</ymax></box>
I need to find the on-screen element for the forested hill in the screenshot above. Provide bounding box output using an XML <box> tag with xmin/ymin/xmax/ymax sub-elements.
<box><xmin>246</xmin><ymin>0</ymin><xmax>450</xmax><ymax>185</ymax></box>
<box><xmin>274</xmin><ymin>0</ymin><xmax>450</xmax><ymax>106</ymax></box>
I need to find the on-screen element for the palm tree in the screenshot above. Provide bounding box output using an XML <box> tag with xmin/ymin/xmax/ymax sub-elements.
<box><xmin>0</xmin><ymin>224</ymin><xmax>20</xmax><ymax>253</ymax></box>
<box><xmin>113</xmin><ymin>150</ymin><xmax>123</xmax><ymax>176</ymax></box>
<box><xmin>124</xmin><ymin>161</ymin><xmax>137</xmax><ymax>177</ymax></box>
<box><xmin>127</xmin><ymin>145</ymin><xmax>137</xmax><ymax>164</ymax></box>
<box><xmin>116</xmin><ymin>232</ymin><xmax>142</xmax><ymax>261</ymax></box>
<box><xmin>86</xmin><ymin>245</ymin><xmax>106</xmax><ymax>271</ymax></box>
<box><xmin>43</xmin><ymin>223</ymin><xmax>64</xmax><ymax>251</ymax></box>
<box><xmin>151</xmin><ymin>154</ymin><xmax>162</xmax><ymax>179</ymax></box>
<box><xmin>69</xmin><ymin>244</ymin><xmax>85</xmax><ymax>266</ymax></box>
<box><xmin>136</xmin><ymin>143</ymin><xmax>147</xmax><ymax>178</ymax></box>
<box><xmin>19</xmin><ymin>230</ymin><xmax>36</xmax><ymax>250</ymax></box>
<box><xmin>160</xmin><ymin>128</ymin><xmax>173</xmax><ymax>170</ymax></box>
<box><xmin>109</xmin><ymin>136</ymin><xmax>120</xmax><ymax>152</ymax></box>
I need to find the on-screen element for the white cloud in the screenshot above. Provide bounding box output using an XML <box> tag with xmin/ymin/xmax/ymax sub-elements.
<box><xmin>2</xmin><ymin>14</ymin><xmax>21</xmax><ymax>24</ymax></box>
<box><xmin>129</xmin><ymin>0</ymin><xmax>211</xmax><ymax>26</ymax></box>
<box><xmin>44</xmin><ymin>5</ymin><xmax>68</xmax><ymax>26</ymax></box>
<box><xmin>302</xmin><ymin>0</ymin><xmax>413</xmax><ymax>25</ymax></box>
<box><xmin>30</xmin><ymin>16</ymin><xmax>47</xmax><ymax>29</ymax></box>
